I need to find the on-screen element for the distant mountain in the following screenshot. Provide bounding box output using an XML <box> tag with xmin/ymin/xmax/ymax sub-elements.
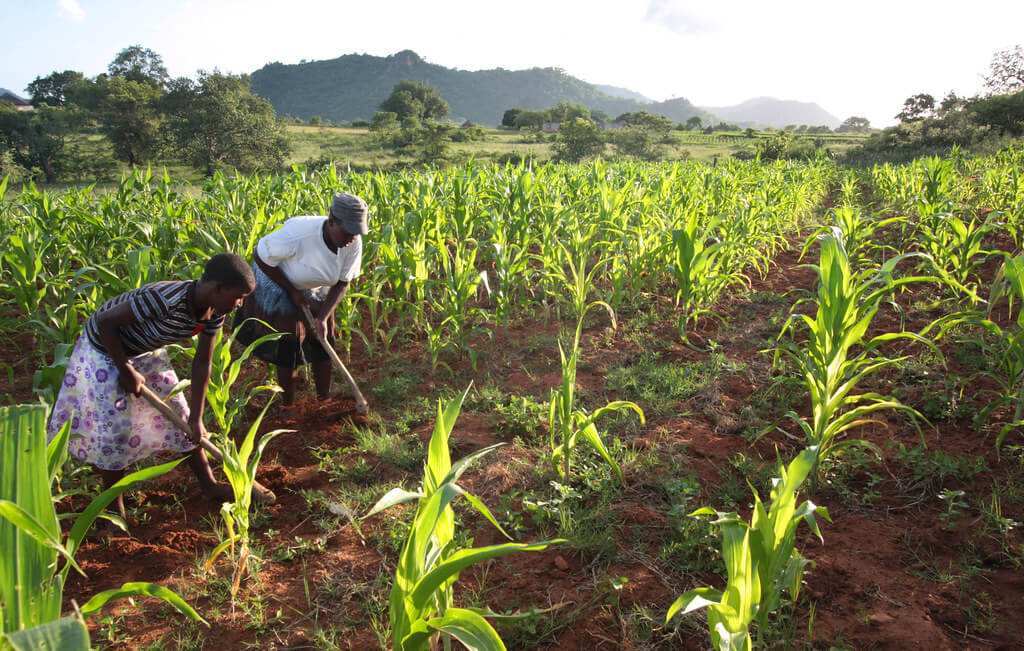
<box><xmin>699</xmin><ymin>97</ymin><xmax>841</xmax><ymax>129</ymax></box>
<box><xmin>595</xmin><ymin>84</ymin><xmax>653</xmax><ymax>103</ymax></box>
<box><xmin>250</xmin><ymin>50</ymin><xmax>713</xmax><ymax>126</ymax></box>
<box><xmin>0</xmin><ymin>88</ymin><xmax>26</xmax><ymax>99</ymax></box>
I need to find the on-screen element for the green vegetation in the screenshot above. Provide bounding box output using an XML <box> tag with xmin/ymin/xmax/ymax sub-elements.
<box><xmin>3</xmin><ymin>113</ymin><xmax>1024</xmax><ymax>648</ymax></box>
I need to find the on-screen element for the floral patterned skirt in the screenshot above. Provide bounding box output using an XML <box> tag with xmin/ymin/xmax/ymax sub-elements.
<box><xmin>47</xmin><ymin>336</ymin><xmax>195</xmax><ymax>471</ymax></box>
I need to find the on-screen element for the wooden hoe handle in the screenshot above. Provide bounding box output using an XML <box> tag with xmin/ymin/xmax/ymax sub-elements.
<box><xmin>137</xmin><ymin>384</ymin><xmax>277</xmax><ymax>505</ymax></box>
<box><xmin>301</xmin><ymin>305</ymin><xmax>369</xmax><ymax>414</ymax></box>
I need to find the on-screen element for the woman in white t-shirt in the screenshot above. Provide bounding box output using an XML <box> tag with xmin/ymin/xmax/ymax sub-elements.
<box><xmin>234</xmin><ymin>193</ymin><xmax>367</xmax><ymax>407</ymax></box>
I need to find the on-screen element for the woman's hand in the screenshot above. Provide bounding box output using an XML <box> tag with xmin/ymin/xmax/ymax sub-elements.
<box><xmin>117</xmin><ymin>363</ymin><xmax>145</xmax><ymax>396</ymax></box>
<box><xmin>311</xmin><ymin>316</ymin><xmax>330</xmax><ymax>342</ymax></box>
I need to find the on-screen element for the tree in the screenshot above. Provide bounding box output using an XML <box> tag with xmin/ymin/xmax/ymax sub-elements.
<box><xmin>97</xmin><ymin>76</ymin><xmax>164</xmax><ymax>166</ymax></box>
<box><xmin>166</xmin><ymin>71</ymin><xmax>290</xmax><ymax>176</ymax></box>
<box><xmin>967</xmin><ymin>91</ymin><xmax>1024</xmax><ymax>136</ymax></box>
<box><xmin>369</xmin><ymin>111</ymin><xmax>399</xmax><ymax>145</ymax></box>
<box><xmin>108</xmin><ymin>45</ymin><xmax>169</xmax><ymax>88</ymax></box>
<box><xmin>547</xmin><ymin>101</ymin><xmax>590</xmax><ymax>123</ymax></box>
<box><xmin>983</xmin><ymin>45</ymin><xmax>1024</xmax><ymax>95</ymax></box>
<box><xmin>896</xmin><ymin>93</ymin><xmax>935</xmax><ymax>122</ymax></box>
<box><xmin>590</xmin><ymin>109</ymin><xmax>611</xmax><ymax>126</ymax></box>
<box><xmin>501</xmin><ymin>108</ymin><xmax>522</xmax><ymax>128</ymax></box>
<box><xmin>613</xmin><ymin>111</ymin><xmax>674</xmax><ymax>160</ymax></box>
<box><xmin>378</xmin><ymin>80</ymin><xmax>448</xmax><ymax>121</ymax></box>
<box><xmin>937</xmin><ymin>92</ymin><xmax>966</xmax><ymax>116</ymax></box>
<box><xmin>837</xmin><ymin>116</ymin><xmax>871</xmax><ymax>133</ymax></box>
<box><xmin>26</xmin><ymin>70</ymin><xmax>85</xmax><ymax>107</ymax></box>
<box><xmin>513</xmin><ymin>110</ymin><xmax>546</xmax><ymax>130</ymax></box>
<box><xmin>551</xmin><ymin>117</ymin><xmax>604</xmax><ymax>162</ymax></box>
<box><xmin>0</xmin><ymin>103</ymin><xmax>85</xmax><ymax>181</ymax></box>
<box><xmin>686</xmin><ymin>116</ymin><xmax>702</xmax><ymax>130</ymax></box>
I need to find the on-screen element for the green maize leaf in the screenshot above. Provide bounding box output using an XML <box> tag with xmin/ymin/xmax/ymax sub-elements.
<box><xmin>363</xmin><ymin>488</ymin><xmax>423</xmax><ymax>520</ymax></box>
<box><xmin>440</xmin><ymin>442</ymin><xmax>505</xmax><ymax>488</ymax></box>
<box><xmin>45</xmin><ymin>419</ymin><xmax>73</xmax><ymax>485</ymax></box>
<box><xmin>401</xmin><ymin>608</ymin><xmax>505</xmax><ymax>651</ymax></box>
<box><xmin>408</xmin><ymin>540</ymin><xmax>563</xmax><ymax>609</ymax></box>
<box><xmin>458</xmin><ymin>491</ymin><xmax>511</xmax><ymax>541</ymax></box>
<box><xmin>79</xmin><ymin>581</ymin><xmax>206</xmax><ymax>624</ymax></box>
<box><xmin>0</xmin><ymin>614</ymin><xmax>89</xmax><ymax>651</ymax></box>
<box><xmin>1</xmin><ymin>405</ymin><xmax>64</xmax><ymax>632</ymax></box>
<box><xmin>666</xmin><ymin>587</ymin><xmax>723</xmax><ymax>621</ymax></box>
<box><xmin>66</xmin><ymin>458</ymin><xmax>185</xmax><ymax>559</ymax></box>
<box><xmin>0</xmin><ymin>502</ymin><xmax>84</xmax><ymax>578</ymax></box>
<box><xmin>712</xmin><ymin>620</ymin><xmax>752</xmax><ymax>651</ymax></box>
<box><xmin>575</xmin><ymin>421</ymin><xmax>623</xmax><ymax>484</ymax></box>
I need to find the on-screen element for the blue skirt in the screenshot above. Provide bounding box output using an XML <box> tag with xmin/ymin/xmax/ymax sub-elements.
<box><xmin>233</xmin><ymin>265</ymin><xmax>334</xmax><ymax>368</ymax></box>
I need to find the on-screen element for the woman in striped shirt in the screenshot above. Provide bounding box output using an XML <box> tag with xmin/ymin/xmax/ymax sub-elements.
<box><xmin>48</xmin><ymin>253</ymin><xmax>255</xmax><ymax>523</ymax></box>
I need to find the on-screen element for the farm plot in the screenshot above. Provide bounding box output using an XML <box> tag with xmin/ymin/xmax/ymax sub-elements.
<box><xmin>2</xmin><ymin>149</ymin><xmax>1024</xmax><ymax>649</ymax></box>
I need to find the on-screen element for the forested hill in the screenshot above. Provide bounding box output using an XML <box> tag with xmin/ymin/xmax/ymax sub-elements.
<box><xmin>249</xmin><ymin>50</ymin><xmax>714</xmax><ymax>126</ymax></box>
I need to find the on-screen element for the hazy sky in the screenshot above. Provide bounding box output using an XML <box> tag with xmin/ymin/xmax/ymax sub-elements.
<box><xmin>2</xmin><ymin>0</ymin><xmax>1021</xmax><ymax>127</ymax></box>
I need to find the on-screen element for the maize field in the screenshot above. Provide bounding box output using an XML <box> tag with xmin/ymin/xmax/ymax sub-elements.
<box><xmin>2</xmin><ymin>147</ymin><xmax>1024</xmax><ymax>648</ymax></box>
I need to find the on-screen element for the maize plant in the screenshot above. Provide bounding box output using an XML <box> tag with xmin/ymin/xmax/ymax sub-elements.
<box><xmin>935</xmin><ymin>254</ymin><xmax>1024</xmax><ymax>448</ymax></box>
<box><xmin>774</xmin><ymin>230</ymin><xmax>937</xmax><ymax>479</ymax></box>
<box><xmin>667</xmin><ymin>446</ymin><xmax>830</xmax><ymax>651</ymax></box>
<box><xmin>206</xmin><ymin>400</ymin><xmax>292</xmax><ymax>600</ymax></box>
<box><xmin>549</xmin><ymin>305</ymin><xmax>644</xmax><ymax>486</ymax></box>
<box><xmin>365</xmin><ymin>386</ymin><xmax>563</xmax><ymax>651</ymax></box>
<box><xmin>0</xmin><ymin>405</ymin><xmax>204</xmax><ymax>649</ymax></box>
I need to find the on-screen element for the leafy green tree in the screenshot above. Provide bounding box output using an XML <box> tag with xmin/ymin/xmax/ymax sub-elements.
<box><xmin>591</xmin><ymin>109</ymin><xmax>612</xmax><ymax>126</ymax></box>
<box><xmin>413</xmin><ymin>120</ymin><xmax>456</xmax><ymax>162</ymax></box>
<box><xmin>547</xmin><ymin>100</ymin><xmax>590</xmax><ymax>122</ymax></box>
<box><xmin>967</xmin><ymin>90</ymin><xmax>1024</xmax><ymax>136</ymax></box>
<box><xmin>98</xmin><ymin>76</ymin><xmax>164</xmax><ymax>166</ymax></box>
<box><xmin>983</xmin><ymin>45</ymin><xmax>1024</xmax><ymax>95</ymax></box>
<box><xmin>612</xmin><ymin>111</ymin><xmax>674</xmax><ymax>160</ymax></box>
<box><xmin>369</xmin><ymin>110</ymin><xmax>399</xmax><ymax>145</ymax></box>
<box><xmin>837</xmin><ymin>116</ymin><xmax>871</xmax><ymax>132</ymax></box>
<box><xmin>26</xmin><ymin>70</ymin><xmax>85</xmax><ymax>107</ymax></box>
<box><xmin>0</xmin><ymin>103</ymin><xmax>85</xmax><ymax>181</ymax></box>
<box><xmin>513</xmin><ymin>109</ymin><xmax>546</xmax><ymax>130</ymax></box>
<box><xmin>896</xmin><ymin>93</ymin><xmax>935</xmax><ymax>122</ymax></box>
<box><xmin>379</xmin><ymin>80</ymin><xmax>449</xmax><ymax>121</ymax></box>
<box><xmin>165</xmin><ymin>71</ymin><xmax>290</xmax><ymax>176</ymax></box>
<box><xmin>108</xmin><ymin>45</ymin><xmax>169</xmax><ymax>89</ymax></box>
<box><xmin>501</xmin><ymin>108</ymin><xmax>522</xmax><ymax>128</ymax></box>
<box><xmin>937</xmin><ymin>92</ymin><xmax>966</xmax><ymax>116</ymax></box>
<box><xmin>551</xmin><ymin>117</ymin><xmax>604</xmax><ymax>162</ymax></box>
<box><xmin>686</xmin><ymin>116</ymin><xmax>702</xmax><ymax>130</ymax></box>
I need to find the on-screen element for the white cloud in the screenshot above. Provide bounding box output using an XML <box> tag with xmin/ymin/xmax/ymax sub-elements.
<box><xmin>57</xmin><ymin>0</ymin><xmax>86</xmax><ymax>22</ymax></box>
<box><xmin>644</xmin><ymin>0</ymin><xmax>715</xmax><ymax>35</ymax></box>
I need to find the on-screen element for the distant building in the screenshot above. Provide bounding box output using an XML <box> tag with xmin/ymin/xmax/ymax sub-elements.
<box><xmin>541</xmin><ymin>121</ymin><xmax>560</xmax><ymax>133</ymax></box>
<box><xmin>0</xmin><ymin>91</ymin><xmax>33</xmax><ymax>111</ymax></box>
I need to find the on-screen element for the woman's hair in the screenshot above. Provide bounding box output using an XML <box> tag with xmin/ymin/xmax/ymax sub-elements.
<box><xmin>202</xmin><ymin>253</ymin><xmax>255</xmax><ymax>289</ymax></box>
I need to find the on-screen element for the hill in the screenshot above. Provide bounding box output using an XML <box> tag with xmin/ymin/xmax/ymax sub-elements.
<box><xmin>700</xmin><ymin>96</ymin><xmax>841</xmax><ymax>129</ymax></box>
<box><xmin>249</xmin><ymin>50</ymin><xmax>714</xmax><ymax>126</ymax></box>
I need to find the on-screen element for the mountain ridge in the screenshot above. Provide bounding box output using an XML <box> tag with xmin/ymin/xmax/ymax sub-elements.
<box><xmin>249</xmin><ymin>51</ymin><xmax>838</xmax><ymax>129</ymax></box>
<box><xmin>250</xmin><ymin>50</ymin><xmax>714</xmax><ymax>126</ymax></box>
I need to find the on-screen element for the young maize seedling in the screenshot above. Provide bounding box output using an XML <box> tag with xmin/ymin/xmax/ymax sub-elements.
<box><xmin>364</xmin><ymin>385</ymin><xmax>564</xmax><ymax>651</ymax></box>
<box><xmin>667</xmin><ymin>446</ymin><xmax>830</xmax><ymax>651</ymax></box>
<box><xmin>205</xmin><ymin>400</ymin><xmax>292</xmax><ymax>600</ymax></box>
<box><xmin>548</xmin><ymin>304</ymin><xmax>644</xmax><ymax>486</ymax></box>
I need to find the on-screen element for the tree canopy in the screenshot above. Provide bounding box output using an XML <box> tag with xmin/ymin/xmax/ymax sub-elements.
<box><xmin>983</xmin><ymin>44</ymin><xmax>1024</xmax><ymax>95</ymax></box>
<box><xmin>379</xmin><ymin>80</ymin><xmax>449</xmax><ymax>121</ymax></box>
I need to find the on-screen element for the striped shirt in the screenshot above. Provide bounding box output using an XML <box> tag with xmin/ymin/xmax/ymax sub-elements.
<box><xmin>85</xmin><ymin>281</ymin><xmax>225</xmax><ymax>357</ymax></box>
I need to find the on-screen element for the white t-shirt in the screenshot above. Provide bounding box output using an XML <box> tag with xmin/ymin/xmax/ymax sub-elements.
<box><xmin>256</xmin><ymin>216</ymin><xmax>362</xmax><ymax>289</ymax></box>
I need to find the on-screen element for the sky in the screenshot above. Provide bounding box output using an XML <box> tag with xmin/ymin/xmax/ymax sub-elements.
<box><xmin>2</xmin><ymin>0</ymin><xmax>1022</xmax><ymax>128</ymax></box>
